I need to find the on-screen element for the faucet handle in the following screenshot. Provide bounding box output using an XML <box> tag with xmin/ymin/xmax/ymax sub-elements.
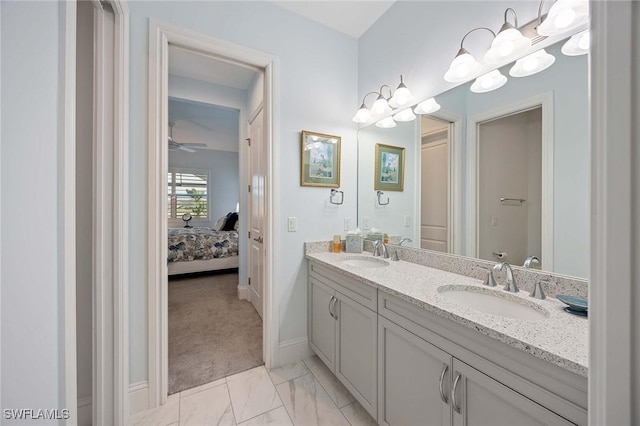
<box><xmin>482</xmin><ymin>268</ymin><xmax>497</xmax><ymax>287</ymax></box>
<box><xmin>372</xmin><ymin>240</ymin><xmax>381</xmax><ymax>257</ymax></box>
<box><xmin>530</xmin><ymin>280</ymin><xmax>546</xmax><ymax>299</ymax></box>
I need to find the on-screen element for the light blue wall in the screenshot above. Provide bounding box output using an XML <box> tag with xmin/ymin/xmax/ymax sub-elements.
<box><xmin>358</xmin><ymin>2</ymin><xmax>589</xmax><ymax>278</ymax></box>
<box><xmin>128</xmin><ymin>1</ymin><xmax>358</xmax><ymax>382</ymax></box>
<box><xmin>1</xmin><ymin>0</ymin><xmax>64</xmax><ymax>416</ymax></box>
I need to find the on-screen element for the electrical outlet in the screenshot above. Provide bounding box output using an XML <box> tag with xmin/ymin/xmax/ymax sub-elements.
<box><xmin>287</xmin><ymin>217</ymin><xmax>297</xmax><ymax>232</ymax></box>
<box><xmin>344</xmin><ymin>217</ymin><xmax>352</xmax><ymax>231</ymax></box>
<box><xmin>363</xmin><ymin>216</ymin><xmax>372</xmax><ymax>230</ymax></box>
<box><xmin>404</xmin><ymin>215</ymin><xmax>411</xmax><ymax>227</ymax></box>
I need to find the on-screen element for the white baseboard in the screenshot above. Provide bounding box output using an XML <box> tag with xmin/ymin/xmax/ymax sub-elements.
<box><xmin>238</xmin><ymin>284</ymin><xmax>248</xmax><ymax>300</ymax></box>
<box><xmin>129</xmin><ymin>381</ymin><xmax>149</xmax><ymax>416</ymax></box>
<box><xmin>278</xmin><ymin>337</ymin><xmax>313</xmax><ymax>366</ymax></box>
<box><xmin>77</xmin><ymin>397</ymin><xmax>92</xmax><ymax>426</ymax></box>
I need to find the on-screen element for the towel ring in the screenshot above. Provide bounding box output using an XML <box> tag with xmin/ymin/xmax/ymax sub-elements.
<box><xmin>330</xmin><ymin>189</ymin><xmax>344</xmax><ymax>205</ymax></box>
<box><xmin>377</xmin><ymin>191</ymin><xmax>390</xmax><ymax>206</ymax></box>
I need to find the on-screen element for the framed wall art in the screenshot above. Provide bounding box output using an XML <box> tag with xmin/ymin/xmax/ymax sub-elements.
<box><xmin>374</xmin><ymin>143</ymin><xmax>405</xmax><ymax>191</ymax></box>
<box><xmin>300</xmin><ymin>130</ymin><xmax>341</xmax><ymax>187</ymax></box>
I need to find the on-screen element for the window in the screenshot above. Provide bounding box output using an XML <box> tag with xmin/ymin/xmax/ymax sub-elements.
<box><xmin>167</xmin><ymin>168</ymin><xmax>209</xmax><ymax>221</ymax></box>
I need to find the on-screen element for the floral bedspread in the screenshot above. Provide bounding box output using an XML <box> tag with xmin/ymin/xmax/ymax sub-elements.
<box><xmin>168</xmin><ymin>227</ymin><xmax>239</xmax><ymax>263</ymax></box>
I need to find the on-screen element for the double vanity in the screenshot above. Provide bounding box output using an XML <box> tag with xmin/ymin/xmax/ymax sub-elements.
<box><xmin>305</xmin><ymin>242</ymin><xmax>588</xmax><ymax>425</ymax></box>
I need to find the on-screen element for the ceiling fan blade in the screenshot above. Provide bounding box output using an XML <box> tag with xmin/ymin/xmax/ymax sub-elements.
<box><xmin>181</xmin><ymin>143</ymin><xmax>208</xmax><ymax>148</ymax></box>
<box><xmin>178</xmin><ymin>146</ymin><xmax>197</xmax><ymax>153</ymax></box>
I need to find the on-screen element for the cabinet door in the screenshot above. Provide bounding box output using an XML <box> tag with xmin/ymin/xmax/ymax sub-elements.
<box><xmin>451</xmin><ymin>359</ymin><xmax>574</xmax><ymax>426</ymax></box>
<box><xmin>335</xmin><ymin>291</ymin><xmax>377</xmax><ymax>419</ymax></box>
<box><xmin>378</xmin><ymin>316</ymin><xmax>452</xmax><ymax>426</ymax></box>
<box><xmin>308</xmin><ymin>277</ymin><xmax>336</xmax><ymax>370</ymax></box>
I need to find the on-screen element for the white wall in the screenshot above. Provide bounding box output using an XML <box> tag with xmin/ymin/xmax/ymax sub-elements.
<box><xmin>1</xmin><ymin>1</ymin><xmax>65</xmax><ymax>417</ymax></box>
<box><xmin>128</xmin><ymin>1</ymin><xmax>358</xmax><ymax>383</ymax></box>
<box><xmin>360</xmin><ymin>4</ymin><xmax>589</xmax><ymax>277</ymax></box>
<box><xmin>168</xmin><ymin>149</ymin><xmax>240</xmax><ymax>228</ymax></box>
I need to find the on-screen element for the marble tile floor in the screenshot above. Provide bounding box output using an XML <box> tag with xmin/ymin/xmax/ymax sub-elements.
<box><xmin>129</xmin><ymin>356</ymin><xmax>378</xmax><ymax>426</ymax></box>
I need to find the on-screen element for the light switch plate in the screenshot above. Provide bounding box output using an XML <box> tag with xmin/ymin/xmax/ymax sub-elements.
<box><xmin>492</xmin><ymin>216</ymin><xmax>498</xmax><ymax>226</ymax></box>
<box><xmin>404</xmin><ymin>215</ymin><xmax>411</xmax><ymax>227</ymax></box>
<box><xmin>287</xmin><ymin>217</ymin><xmax>297</xmax><ymax>232</ymax></box>
<box><xmin>363</xmin><ymin>216</ymin><xmax>371</xmax><ymax>230</ymax></box>
<box><xmin>344</xmin><ymin>217</ymin><xmax>352</xmax><ymax>231</ymax></box>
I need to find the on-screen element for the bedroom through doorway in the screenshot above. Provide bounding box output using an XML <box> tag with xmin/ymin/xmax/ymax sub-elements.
<box><xmin>165</xmin><ymin>45</ymin><xmax>265</xmax><ymax>394</ymax></box>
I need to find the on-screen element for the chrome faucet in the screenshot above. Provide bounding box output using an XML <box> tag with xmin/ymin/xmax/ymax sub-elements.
<box><xmin>391</xmin><ymin>238</ymin><xmax>413</xmax><ymax>261</ymax></box>
<box><xmin>523</xmin><ymin>256</ymin><xmax>541</xmax><ymax>269</ymax></box>
<box><xmin>493</xmin><ymin>262</ymin><xmax>519</xmax><ymax>292</ymax></box>
<box><xmin>373</xmin><ymin>240</ymin><xmax>389</xmax><ymax>259</ymax></box>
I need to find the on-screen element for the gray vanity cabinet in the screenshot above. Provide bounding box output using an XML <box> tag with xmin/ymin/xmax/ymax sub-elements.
<box><xmin>378</xmin><ymin>316</ymin><xmax>452</xmax><ymax>426</ymax></box>
<box><xmin>307</xmin><ymin>262</ymin><xmax>378</xmax><ymax>419</ymax></box>
<box><xmin>451</xmin><ymin>359</ymin><xmax>574</xmax><ymax>426</ymax></box>
<box><xmin>308</xmin><ymin>276</ymin><xmax>337</xmax><ymax>370</ymax></box>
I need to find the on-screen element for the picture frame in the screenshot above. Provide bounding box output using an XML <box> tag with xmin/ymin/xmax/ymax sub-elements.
<box><xmin>300</xmin><ymin>130</ymin><xmax>341</xmax><ymax>187</ymax></box>
<box><xmin>374</xmin><ymin>143</ymin><xmax>405</xmax><ymax>191</ymax></box>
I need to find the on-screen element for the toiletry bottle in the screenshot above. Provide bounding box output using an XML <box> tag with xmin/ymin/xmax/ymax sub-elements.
<box><xmin>383</xmin><ymin>233</ymin><xmax>389</xmax><ymax>244</ymax></box>
<box><xmin>333</xmin><ymin>235</ymin><xmax>341</xmax><ymax>253</ymax></box>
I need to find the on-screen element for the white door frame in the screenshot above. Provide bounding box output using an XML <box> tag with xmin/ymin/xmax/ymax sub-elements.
<box><xmin>427</xmin><ymin>110</ymin><xmax>463</xmax><ymax>255</ymax></box>
<box><xmin>589</xmin><ymin>1</ymin><xmax>639</xmax><ymax>424</ymax></box>
<box><xmin>61</xmin><ymin>1</ymin><xmax>78</xmax><ymax>424</ymax></box>
<box><xmin>465</xmin><ymin>93</ymin><xmax>554</xmax><ymax>269</ymax></box>
<box><xmin>90</xmin><ymin>0</ymin><xmax>130</xmax><ymax>423</ymax></box>
<box><xmin>147</xmin><ymin>21</ymin><xmax>278</xmax><ymax>407</ymax></box>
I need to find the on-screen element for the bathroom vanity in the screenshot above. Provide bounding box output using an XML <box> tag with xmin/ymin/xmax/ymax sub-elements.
<box><xmin>306</xmin><ymin>247</ymin><xmax>587</xmax><ymax>426</ymax></box>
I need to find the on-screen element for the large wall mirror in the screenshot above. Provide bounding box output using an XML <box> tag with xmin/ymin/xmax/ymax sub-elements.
<box><xmin>357</xmin><ymin>36</ymin><xmax>589</xmax><ymax>279</ymax></box>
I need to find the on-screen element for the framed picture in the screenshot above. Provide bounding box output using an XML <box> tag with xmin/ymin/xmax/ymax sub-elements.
<box><xmin>375</xmin><ymin>143</ymin><xmax>405</xmax><ymax>191</ymax></box>
<box><xmin>300</xmin><ymin>130</ymin><xmax>341</xmax><ymax>187</ymax></box>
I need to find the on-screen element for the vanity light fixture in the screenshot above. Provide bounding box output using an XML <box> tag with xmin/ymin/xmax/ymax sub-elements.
<box><xmin>470</xmin><ymin>70</ymin><xmax>508</xmax><ymax>93</ymax></box>
<box><xmin>354</xmin><ymin>76</ymin><xmax>414</xmax><ymax>124</ymax></box>
<box><xmin>561</xmin><ymin>30</ymin><xmax>589</xmax><ymax>56</ymax></box>
<box><xmin>483</xmin><ymin>8</ymin><xmax>532</xmax><ymax>64</ymax></box>
<box><xmin>375</xmin><ymin>117</ymin><xmax>397</xmax><ymax>128</ymax></box>
<box><xmin>444</xmin><ymin>27</ymin><xmax>494</xmax><ymax>83</ymax></box>
<box><xmin>509</xmin><ymin>49</ymin><xmax>556</xmax><ymax>77</ymax></box>
<box><xmin>388</xmin><ymin>75</ymin><xmax>415</xmax><ymax>108</ymax></box>
<box><xmin>537</xmin><ymin>0</ymin><xmax>589</xmax><ymax>37</ymax></box>
<box><xmin>413</xmin><ymin>97</ymin><xmax>441</xmax><ymax>115</ymax></box>
<box><xmin>392</xmin><ymin>108</ymin><xmax>417</xmax><ymax>122</ymax></box>
<box><xmin>352</xmin><ymin>91</ymin><xmax>378</xmax><ymax>123</ymax></box>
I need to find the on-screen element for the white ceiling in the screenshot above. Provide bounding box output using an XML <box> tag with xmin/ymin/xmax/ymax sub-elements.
<box><xmin>169</xmin><ymin>98</ymin><xmax>240</xmax><ymax>152</ymax></box>
<box><xmin>269</xmin><ymin>1</ymin><xmax>396</xmax><ymax>38</ymax></box>
<box><xmin>168</xmin><ymin>45</ymin><xmax>259</xmax><ymax>90</ymax></box>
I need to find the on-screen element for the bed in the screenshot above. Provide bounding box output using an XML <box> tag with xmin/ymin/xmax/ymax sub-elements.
<box><xmin>167</xmin><ymin>227</ymin><xmax>239</xmax><ymax>275</ymax></box>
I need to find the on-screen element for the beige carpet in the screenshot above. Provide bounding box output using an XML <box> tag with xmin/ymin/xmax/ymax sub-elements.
<box><xmin>168</xmin><ymin>271</ymin><xmax>263</xmax><ymax>394</ymax></box>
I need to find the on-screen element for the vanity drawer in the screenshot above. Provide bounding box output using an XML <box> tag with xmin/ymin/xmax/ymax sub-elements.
<box><xmin>308</xmin><ymin>261</ymin><xmax>377</xmax><ymax>311</ymax></box>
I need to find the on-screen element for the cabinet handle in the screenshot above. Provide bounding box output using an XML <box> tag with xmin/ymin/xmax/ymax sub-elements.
<box><xmin>438</xmin><ymin>364</ymin><xmax>449</xmax><ymax>404</ymax></box>
<box><xmin>328</xmin><ymin>296</ymin><xmax>335</xmax><ymax>319</ymax></box>
<box><xmin>330</xmin><ymin>297</ymin><xmax>338</xmax><ymax>320</ymax></box>
<box><xmin>451</xmin><ymin>373</ymin><xmax>462</xmax><ymax>414</ymax></box>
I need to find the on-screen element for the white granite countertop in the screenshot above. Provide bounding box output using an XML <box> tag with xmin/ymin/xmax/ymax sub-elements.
<box><xmin>306</xmin><ymin>251</ymin><xmax>588</xmax><ymax>377</ymax></box>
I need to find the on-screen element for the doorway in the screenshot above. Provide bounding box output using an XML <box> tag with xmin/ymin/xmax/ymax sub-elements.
<box><xmin>147</xmin><ymin>22</ymin><xmax>277</xmax><ymax>408</ymax></box>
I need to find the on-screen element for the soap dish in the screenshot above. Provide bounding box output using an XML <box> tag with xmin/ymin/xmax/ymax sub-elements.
<box><xmin>557</xmin><ymin>294</ymin><xmax>588</xmax><ymax>317</ymax></box>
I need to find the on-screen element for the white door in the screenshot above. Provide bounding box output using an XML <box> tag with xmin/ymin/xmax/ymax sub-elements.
<box><xmin>248</xmin><ymin>109</ymin><xmax>265</xmax><ymax>318</ymax></box>
<box><xmin>420</xmin><ymin>128</ymin><xmax>450</xmax><ymax>252</ymax></box>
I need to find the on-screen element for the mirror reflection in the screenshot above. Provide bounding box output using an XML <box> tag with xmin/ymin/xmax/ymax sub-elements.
<box><xmin>357</xmin><ymin>40</ymin><xmax>589</xmax><ymax>279</ymax></box>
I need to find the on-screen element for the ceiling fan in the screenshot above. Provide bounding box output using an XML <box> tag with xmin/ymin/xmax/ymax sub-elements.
<box><xmin>168</xmin><ymin>122</ymin><xmax>208</xmax><ymax>153</ymax></box>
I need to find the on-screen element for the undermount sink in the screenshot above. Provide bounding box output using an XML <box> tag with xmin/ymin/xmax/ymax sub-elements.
<box><xmin>438</xmin><ymin>285</ymin><xmax>549</xmax><ymax>320</ymax></box>
<box><xmin>340</xmin><ymin>256</ymin><xmax>389</xmax><ymax>268</ymax></box>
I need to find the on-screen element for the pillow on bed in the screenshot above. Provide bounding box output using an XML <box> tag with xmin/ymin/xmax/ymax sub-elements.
<box><xmin>222</xmin><ymin>212</ymin><xmax>238</xmax><ymax>231</ymax></box>
<box><xmin>212</xmin><ymin>215</ymin><xmax>227</xmax><ymax>231</ymax></box>
<box><xmin>234</xmin><ymin>220</ymin><xmax>239</xmax><ymax>231</ymax></box>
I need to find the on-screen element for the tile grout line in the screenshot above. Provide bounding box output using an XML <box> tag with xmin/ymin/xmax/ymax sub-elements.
<box><xmin>265</xmin><ymin>364</ymin><xmax>297</xmax><ymax>426</ymax></box>
<box><xmin>302</xmin><ymin>358</ymin><xmax>353</xmax><ymax>422</ymax></box>
<box><xmin>223</xmin><ymin>377</ymin><xmax>239</xmax><ymax>425</ymax></box>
